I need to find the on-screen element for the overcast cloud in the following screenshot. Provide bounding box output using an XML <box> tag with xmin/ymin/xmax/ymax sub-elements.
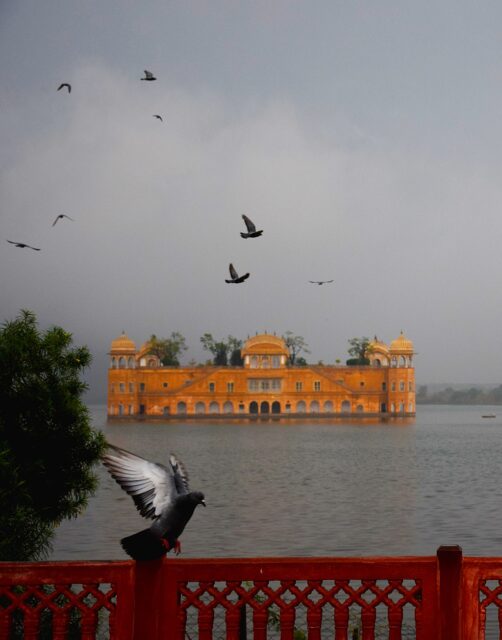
<box><xmin>2</xmin><ymin>1</ymin><xmax>502</xmax><ymax>399</ymax></box>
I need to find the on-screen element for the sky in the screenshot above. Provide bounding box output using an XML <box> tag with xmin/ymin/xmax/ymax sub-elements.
<box><xmin>2</xmin><ymin>1</ymin><xmax>502</xmax><ymax>400</ymax></box>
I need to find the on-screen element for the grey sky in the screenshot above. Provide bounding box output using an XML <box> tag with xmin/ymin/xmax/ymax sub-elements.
<box><xmin>2</xmin><ymin>1</ymin><xmax>502</xmax><ymax>399</ymax></box>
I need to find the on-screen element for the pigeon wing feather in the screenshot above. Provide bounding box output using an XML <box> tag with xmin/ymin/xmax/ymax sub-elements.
<box><xmin>102</xmin><ymin>444</ymin><xmax>177</xmax><ymax>519</ymax></box>
<box><xmin>170</xmin><ymin>454</ymin><xmax>190</xmax><ymax>495</ymax></box>
<box><xmin>229</xmin><ymin>263</ymin><xmax>238</xmax><ymax>279</ymax></box>
<box><xmin>242</xmin><ymin>215</ymin><xmax>256</xmax><ymax>233</ymax></box>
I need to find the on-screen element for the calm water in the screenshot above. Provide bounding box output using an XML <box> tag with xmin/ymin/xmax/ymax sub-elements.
<box><xmin>52</xmin><ymin>404</ymin><xmax>502</xmax><ymax>560</ymax></box>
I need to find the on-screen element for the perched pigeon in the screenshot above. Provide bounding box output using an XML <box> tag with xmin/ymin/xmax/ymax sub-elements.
<box><xmin>141</xmin><ymin>70</ymin><xmax>157</xmax><ymax>81</ymax></box>
<box><xmin>52</xmin><ymin>214</ymin><xmax>74</xmax><ymax>227</ymax></box>
<box><xmin>102</xmin><ymin>443</ymin><xmax>205</xmax><ymax>561</ymax></box>
<box><xmin>309</xmin><ymin>280</ymin><xmax>334</xmax><ymax>286</ymax></box>
<box><xmin>7</xmin><ymin>240</ymin><xmax>40</xmax><ymax>251</ymax></box>
<box><xmin>225</xmin><ymin>263</ymin><xmax>250</xmax><ymax>284</ymax></box>
<box><xmin>240</xmin><ymin>214</ymin><xmax>263</xmax><ymax>239</ymax></box>
<box><xmin>153</xmin><ymin>114</ymin><xmax>163</xmax><ymax>122</ymax></box>
<box><xmin>57</xmin><ymin>83</ymin><xmax>71</xmax><ymax>93</ymax></box>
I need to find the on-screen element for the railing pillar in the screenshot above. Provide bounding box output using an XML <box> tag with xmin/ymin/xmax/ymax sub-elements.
<box><xmin>133</xmin><ymin>559</ymin><xmax>165</xmax><ymax>640</ymax></box>
<box><xmin>438</xmin><ymin>545</ymin><xmax>463</xmax><ymax>640</ymax></box>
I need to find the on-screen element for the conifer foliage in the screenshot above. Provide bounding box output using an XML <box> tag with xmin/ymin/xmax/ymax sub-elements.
<box><xmin>0</xmin><ymin>310</ymin><xmax>105</xmax><ymax>560</ymax></box>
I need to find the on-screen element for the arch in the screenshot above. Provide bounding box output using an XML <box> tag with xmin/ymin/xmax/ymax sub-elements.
<box><xmin>324</xmin><ymin>401</ymin><xmax>333</xmax><ymax>413</ymax></box>
<box><xmin>374</xmin><ymin>358</ymin><xmax>381</xmax><ymax>367</ymax></box>
<box><xmin>260</xmin><ymin>401</ymin><xmax>270</xmax><ymax>414</ymax></box>
<box><xmin>356</xmin><ymin>404</ymin><xmax>364</xmax><ymax>413</ymax></box>
<box><xmin>118</xmin><ymin>356</ymin><xmax>126</xmax><ymax>369</ymax></box>
<box><xmin>148</xmin><ymin>358</ymin><xmax>156</xmax><ymax>367</ymax></box>
<box><xmin>127</xmin><ymin>356</ymin><xmax>135</xmax><ymax>369</ymax></box>
<box><xmin>391</xmin><ymin>356</ymin><xmax>397</xmax><ymax>367</ymax></box>
<box><xmin>209</xmin><ymin>402</ymin><xmax>219</xmax><ymax>414</ymax></box>
<box><xmin>285</xmin><ymin>402</ymin><xmax>291</xmax><ymax>414</ymax></box>
<box><xmin>408</xmin><ymin>402</ymin><xmax>414</xmax><ymax>412</ymax></box>
<box><xmin>399</xmin><ymin>355</ymin><xmax>406</xmax><ymax>367</ymax></box>
<box><xmin>261</xmin><ymin>356</ymin><xmax>270</xmax><ymax>369</ymax></box>
<box><xmin>195</xmin><ymin>402</ymin><xmax>205</xmax><ymax>415</ymax></box>
<box><xmin>310</xmin><ymin>401</ymin><xmax>320</xmax><ymax>414</ymax></box>
<box><xmin>271</xmin><ymin>401</ymin><xmax>281</xmax><ymax>414</ymax></box>
<box><xmin>249</xmin><ymin>401</ymin><xmax>259</xmax><ymax>414</ymax></box>
<box><xmin>118</xmin><ymin>403</ymin><xmax>124</xmax><ymax>416</ymax></box>
<box><xmin>250</xmin><ymin>356</ymin><xmax>258</xmax><ymax>369</ymax></box>
<box><xmin>341</xmin><ymin>400</ymin><xmax>351</xmax><ymax>413</ymax></box>
<box><xmin>223</xmin><ymin>401</ymin><xmax>233</xmax><ymax>414</ymax></box>
<box><xmin>111</xmin><ymin>357</ymin><xmax>117</xmax><ymax>369</ymax></box>
<box><xmin>296</xmin><ymin>400</ymin><xmax>306</xmax><ymax>413</ymax></box>
<box><xmin>177</xmin><ymin>402</ymin><xmax>187</xmax><ymax>415</ymax></box>
<box><xmin>391</xmin><ymin>403</ymin><xmax>395</xmax><ymax>413</ymax></box>
<box><xmin>163</xmin><ymin>406</ymin><xmax>170</xmax><ymax>416</ymax></box>
<box><xmin>399</xmin><ymin>402</ymin><xmax>405</xmax><ymax>412</ymax></box>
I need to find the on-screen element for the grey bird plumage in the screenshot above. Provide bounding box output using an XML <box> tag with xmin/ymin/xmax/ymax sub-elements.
<box><xmin>102</xmin><ymin>443</ymin><xmax>205</xmax><ymax>560</ymax></box>
<box><xmin>7</xmin><ymin>240</ymin><xmax>40</xmax><ymax>251</ymax></box>
<box><xmin>240</xmin><ymin>214</ymin><xmax>263</xmax><ymax>239</ymax></box>
<box><xmin>57</xmin><ymin>83</ymin><xmax>71</xmax><ymax>93</ymax></box>
<box><xmin>225</xmin><ymin>263</ymin><xmax>250</xmax><ymax>283</ymax></box>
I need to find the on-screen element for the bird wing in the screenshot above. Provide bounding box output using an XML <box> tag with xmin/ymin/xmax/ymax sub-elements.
<box><xmin>169</xmin><ymin>454</ymin><xmax>190</xmax><ymax>495</ymax></box>
<box><xmin>144</xmin><ymin>70</ymin><xmax>153</xmax><ymax>78</ymax></box>
<box><xmin>7</xmin><ymin>240</ymin><xmax>18</xmax><ymax>245</ymax></box>
<box><xmin>229</xmin><ymin>263</ymin><xmax>238</xmax><ymax>279</ymax></box>
<box><xmin>102</xmin><ymin>444</ymin><xmax>180</xmax><ymax>520</ymax></box>
<box><xmin>63</xmin><ymin>215</ymin><xmax>74</xmax><ymax>221</ymax></box>
<box><xmin>52</xmin><ymin>216</ymin><xmax>61</xmax><ymax>226</ymax></box>
<box><xmin>309</xmin><ymin>281</ymin><xmax>319</xmax><ymax>284</ymax></box>
<box><xmin>242</xmin><ymin>214</ymin><xmax>256</xmax><ymax>233</ymax></box>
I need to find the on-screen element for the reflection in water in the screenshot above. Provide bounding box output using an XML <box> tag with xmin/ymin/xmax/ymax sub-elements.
<box><xmin>52</xmin><ymin>405</ymin><xmax>502</xmax><ymax>561</ymax></box>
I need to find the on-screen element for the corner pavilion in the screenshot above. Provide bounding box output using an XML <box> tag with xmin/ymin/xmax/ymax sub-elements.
<box><xmin>108</xmin><ymin>332</ymin><xmax>416</xmax><ymax>418</ymax></box>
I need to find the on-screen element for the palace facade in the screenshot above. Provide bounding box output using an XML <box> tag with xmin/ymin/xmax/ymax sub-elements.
<box><xmin>107</xmin><ymin>332</ymin><xmax>416</xmax><ymax>418</ymax></box>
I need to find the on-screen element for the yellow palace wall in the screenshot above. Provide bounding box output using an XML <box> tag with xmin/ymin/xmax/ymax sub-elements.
<box><xmin>108</xmin><ymin>364</ymin><xmax>415</xmax><ymax>418</ymax></box>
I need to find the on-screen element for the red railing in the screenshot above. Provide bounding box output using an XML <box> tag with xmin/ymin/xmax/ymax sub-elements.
<box><xmin>1</xmin><ymin>546</ymin><xmax>502</xmax><ymax>639</ymax></box>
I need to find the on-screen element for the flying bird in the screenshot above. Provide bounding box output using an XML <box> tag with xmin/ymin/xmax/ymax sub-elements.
<box><xmin>141</xmin><ymin>70</ymin><xmax>157</xmax><ymax>81</ymax></box>
<box><xmin>225</xmin><ymin>263</ymin><xmax>250</xmax><ymax>284</ymax></box>
<box><xmin>153</xmin><ymin>115</ymin><xmax>163</xmax><ymax>122</ymax></box>
<box><xmin>309</xmin><ymin>280</ymin><xmax>334</xmax><ymax>285</ymax></box>
<box><xmin>102</xmin><ymin>443</ymin><xmax>205</xmax><ymax>561</ymax></box>
<box><xmin>7</xmin><ymin>240</ymin><xmax>40</xmax><ymax>251</ymax></box>
<box><xmin>52</xmin><ymin>214</ymin><xmax>74</xmax><ymax>227</ymax></box>
<box><xmin>240</xmin><ymin>214</ymin><xmax>263</xmax><ymax>239</ymax></box>
<box><xmin>57</xmin><ymin>83</ymin><xmax>71</xmax><ymax>93</ymax></box>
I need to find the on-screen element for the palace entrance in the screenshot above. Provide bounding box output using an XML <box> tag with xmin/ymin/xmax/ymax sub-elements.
<box><xmin>271</xmin><ymin>401</ymin><xmax>281</xmax><ymax>414</ymax></box>
<box><xmin>260</xmin><ymin>401</ymin><xmax>270</xmax><ymax>414</ymax></box>
<box><xmin>249</xmin><ymin>401</ymin><xmax>258</xmax><ymax>414</ymax></box>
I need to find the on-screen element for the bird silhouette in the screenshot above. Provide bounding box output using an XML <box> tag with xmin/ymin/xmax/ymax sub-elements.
<box><xmin>102</xmin><ymin>443</ymin><xmax>206</xmax><ymax>561</ymax></box>
<box><xmin>240</xmin><ymin>214</ymin><xmax>263</xmax><ymax>239</ymax></box>
<box><xmin>141</xmin><ymin>70</ymin><xmax>157</xmax><ymax>81</ymax></box>
<box><xmin>309</xmin><ymin>280</ymin><xmax>334</xmax><ymax>285</ymax></box>
<box><xmin>225</xmin><ymin>263</ymin><xmax>250</xmax><ymax>284</ymax></box>
<box><xmin>57</xmin><ymin>83</ymin><xmax>71</xmax><ymax>93</ymax></box>
<box><xmin>52</xmin><ymin>214</ymin><xmax>74</xmax><ymax>227</ymax></box>
<box><xmin>153</xmin><ymin>115</ymin><xmax>163</xmax><ymax>122</ymax></box>
<box><xmin>7</xmin><ymin>240</ymin><xmax>40</xmax><ymax>251</ymax></box>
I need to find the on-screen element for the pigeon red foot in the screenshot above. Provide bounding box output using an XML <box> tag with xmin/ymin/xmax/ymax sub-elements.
<box><xmin>161</xmin><ymin>539</ymin><xmax>182</xmax><ymax>554</ymax></box>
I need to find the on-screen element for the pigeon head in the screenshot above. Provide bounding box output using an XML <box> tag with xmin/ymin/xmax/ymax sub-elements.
<box><xmin>190</xmin><ymin>491</ymin><xmax>206</xmax><ymax>507</ymax></box>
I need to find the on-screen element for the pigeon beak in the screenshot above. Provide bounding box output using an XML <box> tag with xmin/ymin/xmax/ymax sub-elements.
<box><xmin>201</xmin><ymin>499</ymin><xmax>206</xmax><ymax>507</ymax></box>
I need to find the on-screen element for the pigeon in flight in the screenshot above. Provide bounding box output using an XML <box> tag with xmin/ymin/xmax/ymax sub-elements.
<box><xmin>57</xmin><ymin>83</ymin><xmax>71</xmax><ymax>93</ymax></box>
<box><xmin>153</xmin><ymin>115</ymin><xmax>163</xmax><ymax>122</ymax></box>
<box><xmin>240</xmin><ymin>214</ymin><xmax>263</xmax><ymax>239</ymax></box>
<box><xmin>102</xmin><ymin>443</ymin><xmax>206</xmax><ymax>561</ymax></box>
<box><xmin>52</xmin><ymin>214</ymin><xmax>74</xmax><ymax>227</ymax></box>
<box><xmin>225</xmin><ymin>263</ymin><xmax>250</xmax><ymax>284</ymax></box>
<box><xmin>309</xmin><ymin>280</ymin><xmax>334</xmax><ymax>285</ymax></box>
<box><xmin>141</xmin><ymin>70</ymin><xmax>157</xmax><ymax>81</ymax></box>
<box><xmin>7</xmin><ymin>240</ymin><xmax>40</xmax><ymax>251</ymax></box>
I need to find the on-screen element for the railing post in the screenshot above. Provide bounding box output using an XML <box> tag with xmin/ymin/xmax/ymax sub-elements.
<box><xmin>438</xmin><ymin>545</ymin><xmax>463</xmax><ymax>640</ymax></box>
<box><xmin>133</xmin><ymin>559</ymin><xmax>165</xmax><ymax>640</ymax></box>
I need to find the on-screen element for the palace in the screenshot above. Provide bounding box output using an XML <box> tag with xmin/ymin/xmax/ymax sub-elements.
<box><xmin>107</xmin><ymin>332</ymin><xmax>416</xmax><ymax>418</ymax></box>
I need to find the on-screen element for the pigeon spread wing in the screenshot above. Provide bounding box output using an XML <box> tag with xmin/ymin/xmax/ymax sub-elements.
<box><xmin>102</xmin><ymin>444</ymin><xmax>181</xmax><ymax>519</ymax></box>
<box><xmin>170</xmin><ymin>454</ymin><xmax>190</xmax><ymax>495</ymax></box>
<box><xmin>229</xmin><ymin>263</ymin><xmax>238</xmax><ymax>279</ymax></box>
<box><xmin>242</xmin><ymin>215</ymin><xmax>256</xmax><ymax>233</ymax></box>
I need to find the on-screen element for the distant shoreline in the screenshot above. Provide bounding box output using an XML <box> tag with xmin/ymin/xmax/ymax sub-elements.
<box><xmin>417</xmin><ymin>384</ymin><xmax>502</xmax><ymax>405</ymax></box>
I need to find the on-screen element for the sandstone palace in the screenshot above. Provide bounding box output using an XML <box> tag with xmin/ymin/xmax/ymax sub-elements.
<box><xmin>107</xmin><ymin>332</ymin><xmax>416</xmax><ymax>418</ymax></box>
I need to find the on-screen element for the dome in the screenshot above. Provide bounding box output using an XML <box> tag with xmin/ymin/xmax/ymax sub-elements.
<box><xmin>241</xmin><ymin>333</ymin><xmax>289</xmax><ymax>357</ymax></box>
<box><xmin>369</xmin><ymin>336</ymin><xmax>389</xmax><ymax>354</ymax></box>
<box><xmin>389</xmin><ymin>331</ymin><xmax>414</xmax><ymax>354</ymax></box>
<box><xmin>110</xmin><ymin>332</ymin><xmax>136</xmax><ymax>354</ymax></box>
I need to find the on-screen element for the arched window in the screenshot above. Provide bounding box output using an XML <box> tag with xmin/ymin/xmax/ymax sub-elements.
<box><xmin>408</xmin><ymin>402</ymin><xmax>414</xmax><ymax>412</ymax></box>
<box><xmin>285</xmin><ymin>402</ymin><xmax>291</xmax><ymax>414</ymax></box>
<box><xmin>223</xmin><ymin>401</ymin><xmax>233</xmax><ymax>414</ymax></box>
<box><xmin>260</xmin><ymin>401</ymin><xmax>270</xmax><ymax>414</ymax></box>
<box><xmin>111</xmin><ymin>357</ymin><xmax>117</xmax><ymax>369</ymax></box>
<box><xmin>271</xmin><ymin>401</ymin><xmax>281</xmax><ymax>414</ymax></box>
<box><xmin>249</xmin><ymin>401</ymin><xmax>259</xmax><ymax>414</ymax></box>
<box><xmin>148</xmin><ymin>358</ymin><xmax>156</xmax><ymax>367</ymax></box>
<box><xmin>195</xmin><ymin>402</ymin><xmax>205</xmax><ymax>415</ymax></box>
<box><xmin>128</xmin><ymin>357</ymin><xmax>135</xmax><ymax>369</ymax></box>
<box><xmin>399</xmin><ymin>402</ymin><xmax>405</xmax><ymax>412</ymax></box>
<box><xmin>209</xmin><ymin>402</ymin><xmax>219</xmax><ymax>414</ymax></box>
<box><xmin>261</xmin><ymin>356</ymin><xmax>270</xmax><ymax>369</ymax></box>
<box><xmin>296</xmin><ymin>401</ymin><xmax>306</xmax><ymax>413</ymax></box>
<box><xmin>118</xmin><ymin>404</ymin><xmax>124</xmax><ymax>416</ymax></box>
<box><xmin>118</xmin><ymin>357</ymin><xmax>126</xmax><ymax>369</ymax></box>
<box><xmin>310</xmin><ymin>401</ymin><xmax>320</xmax><ymax>414</ymax></box>
<box><xmin>163</xmin><ymin>406</ymin><xmax>170</xmax><ymax>416</ymax></box>
<box><xmin>356</xmin><ymin>404</ymin><xmax>364</xmax><ymax>413</ymax></box>
<box><xmin>391</xmin><ymin>357</ymin><xmax>397</xmax><ymax>367</ymax></box>
<box><xmin>177</xmin><ymin>402</ymin><xmax>187</xmax><ymax>415</ymax></box>
<box><xmin>374</xmin><ymin>358</ymin><xmax>381</xmax><ymax>367</ymax></box>
<box><xmin>250</xmin><ymin>356</ymin><xmax>258</xmax><ymax>369</ymax></box>
<box><xmin>324</xmin><ymin>401</ymin><xmax>333</xmax><ymax>413</ymax></box>
<box><xmin>341</xmin><ymin>400</ymin><xmax>351</xmax><ymax>413</ymax></box>
<box><xmin>399</xmin><ymin>356</ymin><xmax>406</xmax><ymax>367</ymax></box>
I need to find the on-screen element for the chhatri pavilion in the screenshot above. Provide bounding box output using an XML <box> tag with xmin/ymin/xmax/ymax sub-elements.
<box><xmin>107</xmin><ymin>332</ymin><xmax>416</xmax><ymax>418</ymax></box>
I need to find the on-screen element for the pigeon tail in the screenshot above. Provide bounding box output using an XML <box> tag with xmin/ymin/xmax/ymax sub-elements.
<box><xmin>121</xmin><ymin>528</ymin><xmax>167</xmax><ymax>561</ymax></box>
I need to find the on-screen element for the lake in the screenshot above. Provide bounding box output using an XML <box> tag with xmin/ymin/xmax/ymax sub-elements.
<box><xmin>52</xmin><ymin>404</ymin><xmax>502</xmax><ymax>560</ymax></box>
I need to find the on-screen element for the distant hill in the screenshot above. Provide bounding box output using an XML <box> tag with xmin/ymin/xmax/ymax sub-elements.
<box><xmin>417</xmin><ymin>383</ymin><xmax>502</xmax><ymax>405</ymax></box>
